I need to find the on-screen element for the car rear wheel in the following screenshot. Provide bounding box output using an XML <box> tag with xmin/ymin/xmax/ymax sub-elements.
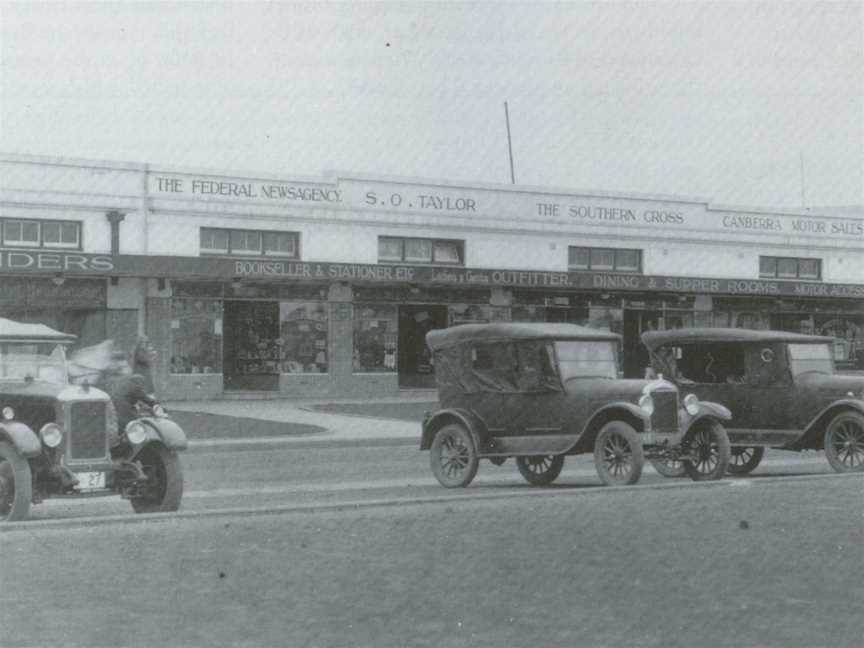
<box><xmin>727</xmin><ymin>446</ymin><xmax>764</xmax><ymax>475</ymax></box>
<box><xmin>0</xmin><ymin>441</ymin><xmax>32</xmax><ymax>522</ymax></box>
<box><xmin>681</xmin><ymin>421</ymin><xmax>730</xmax><ymax>481</ymax></box>
<box><xmin>130</xmin><ymin>443</ymin><xmax>184</xmax><ymax>513</ymax></box>
<box><xmin>516</xmin><ymin>455</ymin><xmax>565</xmax><ymax>486</ymax></box>
<box><xmin>824</xmin><ymin>412</ymin><xmax>864</xmax><ymax>473</ymax></box>
<box><xmin>430</xmin><ymin>424</ymin><xmax>479</xmax><ymax>488</ymax></box>
<box><xmin>593</xmin><ymin>422</ymin><xmax>644</xmax><ymax>486</ymax></box>
<box><xmin>650</xmin><ymin>456</ymin><xmax>686</xmax><ymax>478</ymax></box>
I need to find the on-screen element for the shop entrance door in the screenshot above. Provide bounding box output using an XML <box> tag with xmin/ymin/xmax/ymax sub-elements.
<box><xmin>223</xmin><ymin>301</ymin><xmax>280</xmax><ymax>391</ymax></box>
<box><xmin>397</xmin><ymin>305</ymin><xmax>448</xmax><ymax>389</ymax></box>
<box><xmin>622</xmin><ymin>310</ymin><xmax>662</xmax><ymax>378</ymax></box>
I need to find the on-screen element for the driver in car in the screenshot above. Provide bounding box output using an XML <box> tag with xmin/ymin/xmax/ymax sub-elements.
<box><xmin>98</xmin><ymin>351</ymin><xmax>158</xmax><ymax>441</ymax></box>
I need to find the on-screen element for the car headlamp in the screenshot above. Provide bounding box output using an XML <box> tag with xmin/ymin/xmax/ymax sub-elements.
<box><xmin>125</xmin><ymin>421</ymin><xmax>147</xmax><ymax>445</ymax></box>
<box><xmin>39</xmin><ymin>423</ymin><xmax>63</xmax><ymax>448</ymax></box>
<box><xmin>683</xmin><ymin>393</ymin><xmax>700</xmax><ymax>416</ymax></box>
<box><xmin>638</xmin><ymin>394</ymin><xmax>654</xmax><ymax>416</ymax></box>
<box><xmin>1</xmin><ymin>406</ymin><xmax>14</xmax><ymax>421</ymax></box>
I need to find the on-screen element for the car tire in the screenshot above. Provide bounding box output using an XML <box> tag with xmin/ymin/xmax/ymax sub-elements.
<box><xmin>516</xmin><ymin>455</ymin><xmax>565</xmax><ymax>486</ymax></box>
<box><xmin>650</xmin><ymin>457</ymin><xmax>686</xmax><ymax>478</ymax></box>
<box><xmin>430</xmin><ymin>424</ymin><xmax>479</xmax><ymax>488</ymax></box>
<box><xmin>593</xmin><ymin>422</ymin><xmax>644</xmax><ymax>486</ymax></box>
<box><xmin>681</xmin><ymin>421</ymin><xmax>730</xmax><ymax>481</ymax></box>
<box><xmin>727</xmin><ymin>446</ymin><xmax>764</xmax><ymax>475</ymax></box>
<box><xmin>824</xmin><ymin>412</ymin><xmax>864</xmax><ymax>473</ymax></box>
<box><xmin>0</xmin><ymin>441</ymin><xmax>32</xmax><ymax>522</ymax></box>
<box><xmin>130</xmin><ymin>443</ymin><xmax>184</xmax><ymax>513</ymax></box>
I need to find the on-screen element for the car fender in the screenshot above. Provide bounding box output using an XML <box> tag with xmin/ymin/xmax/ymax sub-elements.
<box><xmin>792</xmin><ymin>399</ymin><xmax>864</xmax><ymax>450</ymax></box>
<box><xmin>421</xmin><ymin>408</ymin><xmax>483</xmax><ymax>451</ymax></box>
<box><xmin>689</xmin><ymin>401</ymin><xmax>732</xmax><ymax>423</ymax></box>
<box><xmin>0</xmin><ymin>421</ymin><xmax>42</xmax><ymax>458</ymax></box>
<box><xmin>568</xmin><ymin>402</ymin><xmax>650</xmax><ymax>454</ymax></box>
<box><xmin>132</xmin><ymin>417</ymin><xmax>188</xmax><ymax>452</ymax></box>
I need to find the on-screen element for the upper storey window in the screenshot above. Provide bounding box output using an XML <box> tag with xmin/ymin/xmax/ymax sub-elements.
<box><xmin>200</xmin><ymin>228</ymin><xmax>299</xmax><ymax>258</ymax></box>
<box><xmin>760</xmin><ymin>256</ymin><xmax>821</xmax><ymax>280</ymax></box>
<box><xmin>1</xmin><ymin>219</ymin><xmax>81</xmax><ymax>249</ymax></box>
<box><xmin>378</xmin><ymin>236</ymin><xmax>464</xmax><ymax>265</ymax></box>
<box><xmin>569</xmin><ymin>246</ymin><xmax>642</xmax><ymax>273</ymax></box>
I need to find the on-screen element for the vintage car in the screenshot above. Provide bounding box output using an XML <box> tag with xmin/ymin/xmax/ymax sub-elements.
<box><xmin>0</xmin><ymin>318</ymin><xmax>187</xmax><ymax>522</ymax></box>
<box><xmin>642</xmin><ymin>328</ymin><xmax>864</xmax><ymax>475</ymax></box>
<box><xmin>420</xmin><ymin>322</ymin><xmax>733</xmax><ymax>488</ymax></box>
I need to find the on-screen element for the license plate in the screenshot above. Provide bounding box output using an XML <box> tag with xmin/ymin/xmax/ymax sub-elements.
<box><xmin>75</xmin><ymin>471</ymin><xmax>106</xmax><ymax>490</ymax></box>
<box><xmin>640</xmin><ymin>433</ymin><xmax>655</xmax><ymax>445</ymax></box>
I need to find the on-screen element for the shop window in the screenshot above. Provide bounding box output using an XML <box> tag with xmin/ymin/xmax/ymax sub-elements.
<box><xmin>170</xmin><ymin>299</ymin><xmax>224</xmax><ymax>374</ymax></box>
<box><xmin>279</xmin><ymin>302</ymin><xmax>328</xmax><ymax>373</ymax></box>
<box><xmin>569</xmin><ymin>246</ymin><xmax>642</xmax><ymax>273</ymax></box>
<box><xmin>378</xmin><ymin>236</ymin><xmax>464</xmax><ymax>265</ymax></box>
<box><xmin>2</xmin><ymin>219</ymin><xmax>81</xmax><ymax>249</ymax></box>
<box><xmin>200</xmin><ymin>228</ymin><xmax>299</xmax><ymax>258</ymax></box>
<box><xmin>354</xmin><ymin>305</ymin><xmax>398</xmax><ymax>373</ymax></box>
<box><xmin>759</xmin><ymin>256</ymin><xmax>821</xmax><ymax>280</ymax></box>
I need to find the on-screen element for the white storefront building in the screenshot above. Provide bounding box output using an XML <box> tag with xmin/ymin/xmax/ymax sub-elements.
<box><xmin>2</xmin><ymin>152</ymin><xmax>862</xmax><ymax>399</ymax></box>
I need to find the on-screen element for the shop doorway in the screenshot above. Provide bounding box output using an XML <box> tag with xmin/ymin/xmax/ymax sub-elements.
<box><xmin>397</xmin><ymin>305</ymin><xmax>448</xmax><ymax>389</ymax></box>
<box><xmin>622</xmin><ymin>310</ymin><xmax>662</xmax><ymax>378</ymax></box>
<box><xmin>223</xmin><ymin>301</ymin><xmax>280</xmax><ymax>391</ymax></box>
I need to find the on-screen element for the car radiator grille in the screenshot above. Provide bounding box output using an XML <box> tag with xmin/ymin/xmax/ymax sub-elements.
<box><xmin>68</xmin><ymin>401</ymin><xmax>107</xmax><ymax>460</ymax></box>
<box><xmin>651</xmin><ymin>390</ymin><xmax>679</xmax><ymax>431</ymax></box>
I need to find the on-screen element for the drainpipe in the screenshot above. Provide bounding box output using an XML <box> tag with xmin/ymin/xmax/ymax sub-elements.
<box><xmin>106</xmin><ymin>210</ymin><xmax>125</xmax><ymax>255</ymax></box>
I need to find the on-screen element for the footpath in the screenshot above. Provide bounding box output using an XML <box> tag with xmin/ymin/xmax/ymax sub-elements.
<box><xmin>165</xmin><ymin>395</ymin><xmax>437</xmax><ymax>451</ymax></box>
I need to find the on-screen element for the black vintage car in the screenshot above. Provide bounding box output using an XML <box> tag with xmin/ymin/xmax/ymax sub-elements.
<box><xmin>642</xmin><ymin>328</ymin><xmax>864</xmax><ymax>475</ymax></box>
<box><xmin>0</xmin><ymin>318</ymin><xmax>187</xmax><ymax>522</ymax></box>
<box><xmin>420</xmin><ymin>322</ymin><xmax>733</xmax><ymax>487</ymax></box>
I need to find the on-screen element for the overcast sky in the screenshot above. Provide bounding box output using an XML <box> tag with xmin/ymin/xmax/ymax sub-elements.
<box><xmin>1</xmin><ymin>1</ymin><xmax>861</xmax><ymax>209</ymax></box>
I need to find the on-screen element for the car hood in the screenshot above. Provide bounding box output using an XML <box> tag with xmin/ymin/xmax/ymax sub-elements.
<box><xmin>562</xmin><ymin>378</ymin><xmax>668</xmax><ymax>402</ymax></box>
<box><xmin>797</xmin><ymin>372</ymin><xmax>864</xmax><ymax>399</ymax></box>
<box><xmin>0</xmin><ymin>381</ymin><xmax>109</xmax><ymax>402</ymax></box>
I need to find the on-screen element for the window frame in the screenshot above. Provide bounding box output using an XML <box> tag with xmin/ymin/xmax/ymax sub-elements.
<box><xmin>759</xmin><ymin>256</ymin><xmax>822</xmax><ymax>281</ymax></box>
<box><xmin>568</xmin><ymin>246</ymin><xmax>643</xmax><ymax>273</ymax></box>
<box><xmin>378</xmin><ymin>236</ymin><xmax>465</xmax><ymax>266</ymax></box>
<box><xmin>0</xmin><ymin>218</ymin><xmax>82</xmax><ymax>250</ymax></box>
<box><xmin>200</xmin><ymin>227</ymin><xmax>300</xmax><ymax>258</ymax></box>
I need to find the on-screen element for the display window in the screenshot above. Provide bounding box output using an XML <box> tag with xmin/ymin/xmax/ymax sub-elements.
<box><xmin>448</xmin><ymin>304</ymin><xmax>509</xmax><ymax>326</ymax></box>
<box><xmin>353</xmin><ymin>304</ymin><xmax>398</xmax><ymax>373</ymax></box>
<box><xmin>279</xmin><ymin>302</ymin><xmax>329</xmax><ymax>373</ymax></box>
<box><xmin>170</xmin><ymin>299</ymin><xmax>224</xmax><ymax>374</ymax></box>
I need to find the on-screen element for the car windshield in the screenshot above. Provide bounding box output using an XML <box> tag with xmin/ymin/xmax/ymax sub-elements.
<box><xmin>0</xmin><ymin>342</ymin><xmax>69</xmax><ymax>384</ymax></box>
<box><xmin>788</xmin><ymin>343</ymin><xmax>834</xmax><ymax>376</ymax></box>
<box><xmin>554</xmin><ymin>340</ymin><xmax>618</xmax><ymax>380</ymax></box>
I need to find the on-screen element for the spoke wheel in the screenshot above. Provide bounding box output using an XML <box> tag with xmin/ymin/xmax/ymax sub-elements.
<box><xmin>593</xmin><ymin>422</ymin><xmax>643</xmax><ymax>486</ymax></box>
<box><xmin>824</xmin><ymin>412</ymin><xmax>864</xmax><ymax>473</ymax></box>
<box><xmin>651</xmin><ymin>456</ymin><xmax>686</xmax><ymax>478</ymax></box>
<box><xmin>430</xmin><ymin>424</ymin><xmax>479</xmax><ymax>488</ymax></box>
<box><xmin>516</xmin><ymin>455</ymin><xmax>565</xmax><ymax>486</ymax></box>
<box><xmin>130</xmin><ymin>443</ymin><xmax>184</xmax><ymax>513</ymax></box>
<box><xmin>0</xmin><ymin>441</ymin><xmax>32</xmax><ymax>522</ymax></box>
<box><xmin>727</xmin><ymin>446</ymin><xmax>764</xmax><ymax>475</ymax></box>
<box><xmin>682</xmin><ymin>422</ymin><xmax>730</xmax><ymax>481</ymax></box>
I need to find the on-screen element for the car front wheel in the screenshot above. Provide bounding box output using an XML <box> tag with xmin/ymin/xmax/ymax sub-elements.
<box><xmin>516</xmin><ymin>455</ymin><xmax>565</xmax><ymax>486</ymax></box>
<box><xmin>824</xmin><ymin>412</ymin><xmax>864</xmax><ymax>473</ymax></box>
<box><xmin>0</xmin><ymin>441</ymin><xmax>32</xmax><ymax>522</ymax></box>
<box><xmin>593</xmin><ymin>422</ymin><xmax>644</xmax><ymax>486</ymax></box>
<box><xmin>727</xmin><ymin>446</ymin><xmax>764</xmax><ymax>475</ymax></box>
<box><xmin>130</xmin><ymin>443</ymin><xmax>184</xmax><ymax>513</ymax></box>
<box><xmin>681</xmin><ymin>421</ymin><xmax>730</xmax><ymax>481</ymax></box>
<box><xmin>430</xmin><ymin>424</ymin><xmax>479</xmax><ymax>488</ymax></box>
